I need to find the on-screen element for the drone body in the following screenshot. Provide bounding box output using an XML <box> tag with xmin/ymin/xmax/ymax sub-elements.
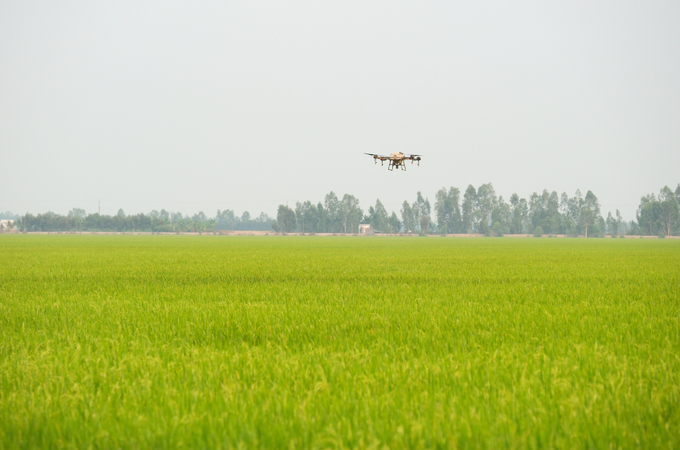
<box><xmin>365</xmin><ymin>152</ymin><xmax>422</xmax><ymax>171</ymax></box>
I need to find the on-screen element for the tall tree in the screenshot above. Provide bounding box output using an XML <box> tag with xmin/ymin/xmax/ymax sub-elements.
<box><xmin>277</xmin><ymin>205</ymin><xmax>296</xmax><ymax>233</ymax></box>
<box><xmin>389</xmin><ymin>212</ymin><xmax>401</xmax><ymax>233</ymax></box>
<box><xmin>528</xmin><ymin>190</ymin><xmax>562</xmax><ymax>234</ymax></box>
<box><xmin>324</xmin><ymin>192</ymin><xmax>341</xmax><ymax>233</ymax></box>
<box><xmin>658</xmin><ymin>186</ymin><xmax>679</xmax><ymax>236</ymax></box>
<box><xmin>216</xmin><ymin>209</ymin><xmax>236</xmax><ymax>231</ymax></box>
<box><xmin>475</xmin><ymin>183</ymin><xmax>496</xmax><ymax>235</ymax></box>
<box><xmin>509</xmin><ymin>193</ymin><xmax>524</xmax><ymax>234</ymax></box>
<box><xmin>547</xmin><ymin>191</ymin><xmax>561</xmax><ymax>233</ymax></box>
<box><xmin>606</xmin><ymin>212</ymin><xmax>617</xmax><ymax>236</ymax></box>
<box><xmin>562</xmin><ymin>190</ymin><xmax>584</xmax><ymax>236</ymax></box>
<box><xmin>580</xmin><ymin>190</ymin><xmax>601</xmax><ymax>237</ymax></box>
<box><xmin>193</xmin><ymin>211</ymin><xmax>208</xmax><ymax>222</ymax></box>
<box><xmin>68</xmin><ymin>208</ymin><xmax>86</xmax><ymax>231</ymax></box>
<box><xmin>616</xmin><ymin>210</ymin><xmax>625</xmax><ymax>235</ymax></box>
<box><xmin>447</xmin><ymin>187</ymin><xmax>462</xmax><ymax>233</ymax></box>
<box><xmin>462</xmin><ymin>185</ymin><xmax>477</xmax><ymax>234</ymax></box>
<box><xmin>435</xmin><ymin>187</ymin><xmax>449</xmax><ymax>234</ymax></box>
<box><xmin>401</xmin><ymin>201</ymin><xmax>414</xmax><ymax>233</ymax></box>
<box><xmin>295</xmin><ymin>201</ymin><xmax>318</xmax><ymax>233</ymax></box>
<box><xmin>316</xmin><ymin>203</ymin><xmax>327</xmax><ymax>233</ymax></box>
<box><xmin>371</xmin><ymin>199</ymin><xmax>390</xmax><ymax>233</ymax></box>
<box><xmin>412</xmin><ymin>191</ymin><xmax>431</xmax><ymax>234</ymax></box>
<box><xmin>340</xmin><ymin>194</ymin><xmax>362</xmax><ymax>234</ymax></box>
<box><xmin>491</xmin><ymin>195</ymin><xmax>510</xmax><ymax>236</ymax></box>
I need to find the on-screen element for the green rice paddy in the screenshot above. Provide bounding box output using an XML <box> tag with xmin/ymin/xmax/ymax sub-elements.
<box><xmin>0</xmin><ymin>235</ymin><xmax>678</xmax><ymax>448</ymax></box>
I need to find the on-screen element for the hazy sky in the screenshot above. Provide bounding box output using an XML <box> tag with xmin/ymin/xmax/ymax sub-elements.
<box><xmin>2</xmin><ymin>1</ymin><xmax>679</xmax><ymax>220</ymax></box>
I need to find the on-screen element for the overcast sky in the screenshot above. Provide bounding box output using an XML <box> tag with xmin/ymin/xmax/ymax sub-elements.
<box><xmin>1</xmin><ymin>1</ymin><xmax>679</xmax><ymax>220</ymax></box>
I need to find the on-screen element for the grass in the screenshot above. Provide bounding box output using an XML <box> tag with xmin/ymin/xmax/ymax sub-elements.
<box><xmin>0</xmin><ymin>235</ymin><xmax>678</xmax><ymax>449</ymax></box>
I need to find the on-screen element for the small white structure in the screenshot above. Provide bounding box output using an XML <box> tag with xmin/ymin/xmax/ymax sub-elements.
<box><xmin>358</xmin><ymin>224</ymin><xmax>372</xmax><ymax>235</ymax></box>
<box><xmin>0</xmin><ymin>220</ymin><xmax>15</xmax><ymax>231</ymax></box>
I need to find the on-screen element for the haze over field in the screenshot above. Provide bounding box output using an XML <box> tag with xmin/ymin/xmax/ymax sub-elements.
<box><xmin>1</xmin><ymin>1</ymin><xmax>679</xmax><ymax>219</ymax></box>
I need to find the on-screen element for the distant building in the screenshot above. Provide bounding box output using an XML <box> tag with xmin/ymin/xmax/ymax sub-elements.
<box><xmin>358</xmin><ymin>224</ymin><xmax>372</xmax><ymax>235</ymax></box>
<box><xmin>0</xmin><ymin>219</ymin><xmax>15</xmax><ymax>231</ymax></box>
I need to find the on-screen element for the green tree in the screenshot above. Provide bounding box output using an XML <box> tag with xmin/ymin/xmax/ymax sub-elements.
<box><xmin>659</xmin><ymin>186</ymin><xmax>679</xmax><ymax>236</ymax></box>
<box><xmin>561</xmin><ymin>190</ymin><xmax>584</xmax><ymax>236</ymax></box>
<box><xmin>519</xmin><ymin>198</ymin><xmax>529</xmax><ymax>234</ymax></box>
<box><xmin>637</xmin><ymin>194</ymin><xmax>661</xmax><ymax>236</ymax></box>
<box><xmin>68</xmin><ymin>208</ymin><xmax>86</xmax><ymax>219</ymax></box>
<box><xmin>419</xmin><ymin>215</ymin><xmax>430</xmax><ymax>235</ymax></box>
<box><xmin>509</xmin><ymin>193</ymin><xmax>524</xmax><ymax>234</ymax></box>
<box><xmin>340</xmin><ymin>194</ymin><xmax>362</xmax><ymax>234</ymax></box>
<box><xmin>462</xmin><ymin>185</ymin><xmax>477</xmax><ymax>234</ymax></box>
<box><xmin>276</xmin><ymin>205</ymin><xmax>296</xmax><ymax>233</ymax></box>
<box><xmin>68</xmin><ymin>208</ymin><xmax>86</xmax><ymax>231</ymax></box>
<box><xmin>491</xmin><ymin>195</ymin><xmax>510</xmax><ymax>236</ymax></box>
<box><xmin>299</xmin><ymin>201</ymin><xmax>319</xmax><ymax>233</ymax></box>
<box><xmin>475</xmin><ymin>183</ymin><xmax>496</xmax><ymax>236</ymax></box>
<box><xmin>370</xmin><ymin>199</ymin><xmax>389</xmax><ymax>233</ymax></box>
<box><xmin>434</xmin><ymin>187</ymin><xmax>461</xmax><ymax>234</ymax></box>
<box><xmin>324</xmin><ymin>192</ymin><xmax>341</xmax><ymax>233</ymax></box>
<box><xmin>616</xmin><ymin>210</ymin><xmax>625</xmax><ymax>235</ymax></box>
<box><xmin>435</xmin><ymin>187</ymin><xmax>448</xmax><ymax>234</ymax></box>
<box><xmin>316</xmin><ymin>203</ymin><xmax>327</xmax><ymax>233</ymax></box>
<box><xmin>295</xmin><ymin>202</ymin><xmax>306</xmax><ymax>232</ymax></box>
<box><xmin>389</xmin><ymin>212</ymin><xmax>401</xmax><ymax>233</ymax></box>
<box><xmin>447</xmin><ymin>187</ymin><xmax>462</xmax><ymax>233</ymax></box>
<box><xmin>528</xmin><ymin>190</ymin><xmax>561</xmax><ymax>234</ymax></box>
<box><xmin>547</xmin><ymin>191</ymin><xmax>561</xmax><ymax>233</ymax></box>
<box><xmin>580</xmin><ymin>206</ymin><xmax>595</xmax><ymax>238</ymax></box>
<box><xmin>241</xmin><ymin>211</ymin><xmax>251</xmax><ymax>223</ymax></box>
<box><xmin>410</xmin><ymin>192</ymin><xmax>431</xmax><ymax>233</ymax></box>
<box><xmin>606</xmin><ymin>212</ymin><xmax>618</xmax><ymax>236</ymax></box>
<box><xmin>216</xmin><ymin>209</ymin><xmax>236</xmax><ymax>231</ymax></box>
<box><xmin>401</xmin><ymin>201</ymin><xmax>414</xmax><ymax>233</ymax></box>
<box><xmin>580</xmin><ymin>191</ymin><xmax>601</xmax><ymax>238</ymax></box>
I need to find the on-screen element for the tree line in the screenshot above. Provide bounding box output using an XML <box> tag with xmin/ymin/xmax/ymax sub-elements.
<box><xmin>277</xmin><ymin>184</ymin><xmax>680</xmax><ymax>237</ymax></box>
<box><xmin>5</xmin><ymin>183</ymin><xmax>680</xmax><ymax>236</ymax></box>
<box><xmin>12</xmin><ymin>208</ymin><xmax>275</xmax><ymax>233</ymax></box>
<box><xmin>273</xmin><ymin>193</ymin><xmax>364</xmax><ymax>234</ymax></box>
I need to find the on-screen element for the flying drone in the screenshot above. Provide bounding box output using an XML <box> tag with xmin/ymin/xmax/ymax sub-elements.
<box><xmin>365</xmin><ymin>152</ymin><xmax>422</xmax><ymax>171</ymax></box>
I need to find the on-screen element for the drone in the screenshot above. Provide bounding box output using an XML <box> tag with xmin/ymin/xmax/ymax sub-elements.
<box><xmin>365</xmin><ymin>152</ymin><xmax>422</xmax><ymax>171</ymax></box>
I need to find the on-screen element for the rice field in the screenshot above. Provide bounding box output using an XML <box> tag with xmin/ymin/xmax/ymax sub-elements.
<box><xmin>0</xmin><ymin>235</ymin><xmax>678</xmax><ymax>449</ymax></box>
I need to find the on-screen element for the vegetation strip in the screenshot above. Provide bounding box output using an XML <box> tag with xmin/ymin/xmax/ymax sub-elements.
<box><xmin>1</xmin><ymin>236</ymin><xmax>679</xmax><ymax>447</ymax></box>
<box><xmin>3</xmin><ymin>183</ymin><xmax>679</xmax><ymax>237</ymax></box>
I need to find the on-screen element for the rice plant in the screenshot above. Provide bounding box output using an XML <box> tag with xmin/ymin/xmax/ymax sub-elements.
<box><xmin>1</xmin><ymin>236</ymin><xmax>678</xmax><ymax>448</ymax></box>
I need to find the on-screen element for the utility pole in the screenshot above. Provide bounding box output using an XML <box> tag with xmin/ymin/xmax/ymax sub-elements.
<box><xmin>98</xmin><ymin>201</ymin><xmax>100</xmax><ymax>215</ymax></box>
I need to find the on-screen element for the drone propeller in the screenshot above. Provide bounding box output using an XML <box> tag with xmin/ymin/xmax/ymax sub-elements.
<box><xmin>405</xmin><ymin>154</ymin><xmax>422</xmax><ymax>166</ymax></box>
